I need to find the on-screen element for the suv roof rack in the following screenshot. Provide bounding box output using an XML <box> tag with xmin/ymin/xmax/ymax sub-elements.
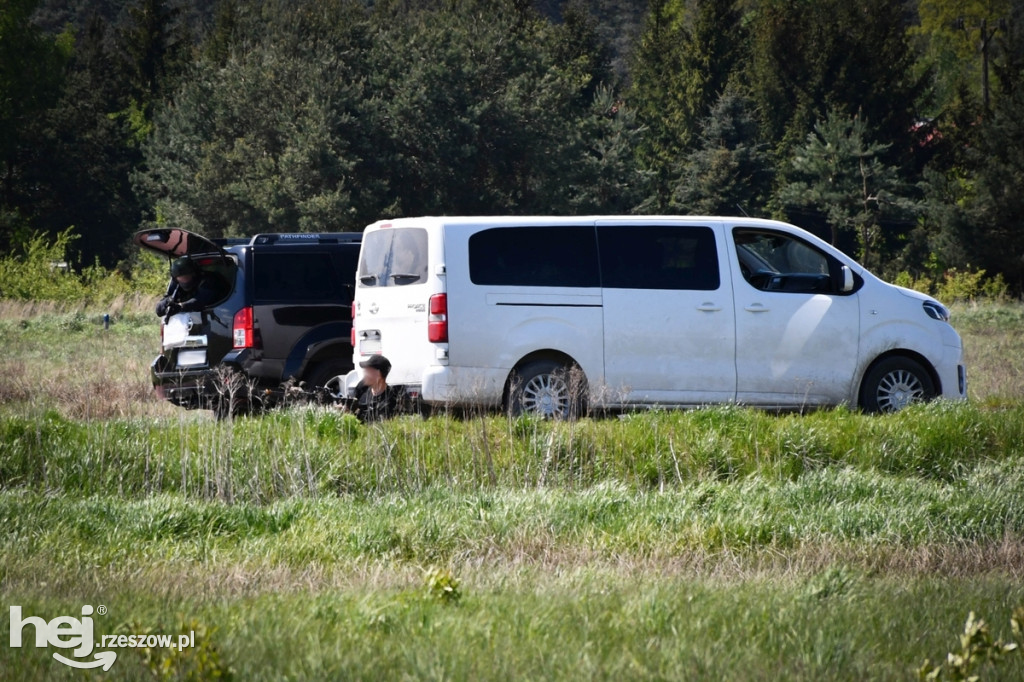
<box><xmin>250</xmin><ymin>232</ymin><xmax>363</xmax><ymax>246</ymax></box>
<box><xmin>212</xmin><ymin>237</ymin><xmax>251</xmax><ymax>247</ymax></box>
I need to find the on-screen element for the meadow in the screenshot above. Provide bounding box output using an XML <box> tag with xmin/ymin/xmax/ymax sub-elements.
<box><xmin>1</xmin><ymin>299</ymin><xmax>1023</xmax><ymax>680</ymax></box>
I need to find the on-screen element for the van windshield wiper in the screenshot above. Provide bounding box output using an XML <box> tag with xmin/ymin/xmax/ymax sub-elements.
<box><xmin>359</xmin><ymin>274</ymin><xmax>379</xmax><ymax>285</ymax></box>
<box><xmin>390</xmin><ymin>273</ymin><xmax>421</xmax><ymax>284</ymax></box>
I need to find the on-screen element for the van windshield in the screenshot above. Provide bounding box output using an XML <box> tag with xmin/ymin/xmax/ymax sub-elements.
<box><xmin>357</xmin><ymin>228</ymin><xmax>428</xmax><ymax>287</ymax></box>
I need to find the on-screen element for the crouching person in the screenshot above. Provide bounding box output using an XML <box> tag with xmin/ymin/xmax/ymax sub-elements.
<box><xmin>350</xmin><ymin>354</ymin><xmax>408</xmax><ymax>423</ymax></box>
<box><xmin>155</xmin><ymin>257</ymin><xmax>224</xmax><ymax>317</ymax></box>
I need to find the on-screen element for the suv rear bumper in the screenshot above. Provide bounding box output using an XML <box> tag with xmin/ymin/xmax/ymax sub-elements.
<box><xmin>150</xmin><ymin>348</ymin><xmax>255</xmax><ymax>409</ymax></box>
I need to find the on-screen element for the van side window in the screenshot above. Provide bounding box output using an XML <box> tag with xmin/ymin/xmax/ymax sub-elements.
<box><xmin>597</xmin><ymin>226</ymin><xmax>720</xmax><ymax>290</ymax></box>
<box><xmin>733</xmin><ymin>229</ymin><xmax>834</xmax><ymax>293</ymax></box>
<box><xmin>358</xmin><ymin>228</ymin><xmax>429</xmax><ymax>287</ymax></box>
<box><xmin>469</xmin><ymin>226</ymin><xmax>600</xmax><ymax>287</ymax></box>
<box><xmin>254</xmin><ymin>252</ymin><xmax>342</xmax><ymax>302</ymax></box>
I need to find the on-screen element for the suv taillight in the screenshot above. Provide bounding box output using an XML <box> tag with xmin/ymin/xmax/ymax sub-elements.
<box><xmin>233</xmin><ymin>306</ymin><xmax>256</xmax><ymax>349</ymax></box>
<box><xmin>428</xmin><ymin>294</ymin><xmax>448</xmax><ymax>343</ymax></box>
<box><xmin>350</xmin><ymin>303</ymin><xmax>356</xmax><ymax>347</ymax></box>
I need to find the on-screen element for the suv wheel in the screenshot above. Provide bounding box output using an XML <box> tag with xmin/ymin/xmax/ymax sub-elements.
<box><xmin>212</xmin><ymin>368</ymin><xmax>261</xmax><ymax>420</ymax></box>
<box><xmin>860</xmin><ymin>357</ymin><xmax>936</xmax><ymax>413</ymax></box>
<box><xmin>305</xmin><ymin>360</ymin><xmax>351</xmax><ymax>402</ymax></box>
<box><xmin>507</xmin><ymin>360</ymin><xmax>586</xmax><ymax>419</ymax></box>
<box><xmin>214</xmin><ymin>392</ymin><xmax>259</xmax><ymax>420</ymax></box>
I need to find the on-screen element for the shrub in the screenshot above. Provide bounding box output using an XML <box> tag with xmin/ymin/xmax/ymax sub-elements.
<box><xmin>0</xmin><ymin>228</ymin><xmax>165</xmax><ymax>307</ymax></box>
<box><xmin>893</xmin><ymin>267</ymin><xmax>1009</xmax><ymax>303</ymax></box>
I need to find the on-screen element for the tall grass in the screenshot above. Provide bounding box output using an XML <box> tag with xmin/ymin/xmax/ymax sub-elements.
<box><xmin>1</xmin><ymin>401</ymin><xmax>1022</xmax><ymax>501</ymax></box>
<box><xmin>2</xmin><ymin>462</ymin><xmax>1023</xmax><ymax>570</ymax></box>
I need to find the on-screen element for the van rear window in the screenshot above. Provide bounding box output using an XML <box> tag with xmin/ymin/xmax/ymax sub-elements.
<box><xmin>358</xmin><ymin>228</ymin><xmax>429</xmax><ymax>287</ymax></box>
<box><xmin>597</xmin><ymin>226</ymin><xmax>720</xmax><ymax>290</ymax></box>
<box><xmin>469</xmin><ymin>226</ymin><xmax>600</xmax><ymax>287</ymax></box>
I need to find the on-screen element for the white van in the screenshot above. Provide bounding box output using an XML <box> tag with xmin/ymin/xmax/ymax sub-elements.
<box><xmin>346</xmin><ymin>216</ymin><xmax>966</xmax><ymax>416</ymax></box>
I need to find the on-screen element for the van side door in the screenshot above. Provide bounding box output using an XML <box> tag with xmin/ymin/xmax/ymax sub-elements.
<box><xmin>729</xmin><ymin>227</ymin><xmax>860</xmax><ymax>406</ymax></box>
<box><xmin>597</xmin><ymin>221</ymin><xmax>736</xmax><ymax>405</ymax></box>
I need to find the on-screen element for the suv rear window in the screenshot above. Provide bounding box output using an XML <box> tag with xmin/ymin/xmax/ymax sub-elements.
<box><xmin>597</xmin><ymin>225</ymin><xmax>720</xmax><ymax>290</ymax></box>
<box><xmin>358</xmin><ymin>228</ymin><xmax>429</xmax><ymax>287</ymax></box>
<box><xmin>254</xmin><ymin>252</ymin><xmax>344</xmax><ymax>302</ymax></box>
<box><xmin>469</xmin><ymin>226</ymin><xmax>600</xmax><ymax>287</ymax></box>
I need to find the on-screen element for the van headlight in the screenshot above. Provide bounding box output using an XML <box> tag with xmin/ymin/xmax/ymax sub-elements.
<box><xmin>922</xmin><ymin>300</ymin><xmax>950</xmax><ymax>322</ymax></box>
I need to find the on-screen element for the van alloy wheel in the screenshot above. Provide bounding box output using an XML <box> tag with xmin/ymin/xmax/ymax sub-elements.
<box><xmin>875</xmin><ymin>368</ymin><xmax>925</xmax><ymax>412</ymax></box>
<box><xmin>860</xmin><ymin>357</ymin><xmax>936</xmax><ymax>414</ymax></box>
<box><xmin>509</xmin><ymin>359</ymin><xmax>586</xmax><ymax>419</ymax></box>
<box><xmin>521</xmin><ymin>372</ymin><xmax>571</xmax><ymax>418</ymax></box>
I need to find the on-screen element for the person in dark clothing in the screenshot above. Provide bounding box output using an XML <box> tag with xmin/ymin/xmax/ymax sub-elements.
<box><xmin>350</xmin><ymin>354</ymin><xmax>407</xmax><ymax>423</ymax></box>
<box><xmin>155</xmin><ymin>257</ymin><xmax>224</xmax><ymax>317</ymax></box>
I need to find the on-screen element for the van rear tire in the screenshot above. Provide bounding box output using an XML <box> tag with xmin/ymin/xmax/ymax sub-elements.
<box><xmin>859</xmin><ymin>357</ymin><xmax>936</xmax><ymax>413</ymax></box>
<box><xmin>507</xmin><ymin>360</ymin><xmax>586</xmax><ymax>420</ymax></box>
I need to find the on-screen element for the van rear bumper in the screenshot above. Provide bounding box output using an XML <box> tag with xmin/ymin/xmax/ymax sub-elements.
<box><xmin>421</xmin><ymin>365</ymin><xmax>507</xmax><ymax>407</ymax></box>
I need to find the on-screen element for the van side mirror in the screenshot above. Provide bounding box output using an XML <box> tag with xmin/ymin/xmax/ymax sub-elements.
<box><xmin>839</xmin><ymin>265</ymin><xmax>854</xmax><ymax>293</ymax></box>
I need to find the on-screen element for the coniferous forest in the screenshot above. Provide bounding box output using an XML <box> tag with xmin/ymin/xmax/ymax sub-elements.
<box><xmin>2</xmin><ymin>0</ymin><xmax>1023</xmax><ymax>290</ymax></box>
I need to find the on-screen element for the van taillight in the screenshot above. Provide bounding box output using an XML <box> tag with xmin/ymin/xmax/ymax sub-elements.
<box><xmin>232</xmin><ymin>306</ymin><xmax>256</xmax><ymax>349</ymax></box>
<box><xmin>350</xmin><ymin>303</ymin><xmax>356</xmax><ymax>347</ymax></box>
<box><xmin>428</xmin><ymin>294</ymin><xmax>448</xmax><ymax>343</ymax></box>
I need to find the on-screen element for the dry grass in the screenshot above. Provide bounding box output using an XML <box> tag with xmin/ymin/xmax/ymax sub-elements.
<box><xmin>0</xmin><ymin>295</ymin><xmax>181</xmax><ymax>419</ymax></box>
<box><xmin>4</xmin><ymin>537</ymin><xmax>1022</xmax><ymax>605</ymax></box>
<box><xmin>955</xmin><ymin>303</ymin><xmax>1024</xmax><ymax>402</ymax></box>
<box><xmin>0</xmin><ymin>293</ymin><xmax>158</xmax><ymax>320</ymax></box>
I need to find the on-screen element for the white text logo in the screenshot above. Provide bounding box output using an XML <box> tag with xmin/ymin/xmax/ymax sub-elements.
<box><xmin>10</xmin><ymin>604</ymin><xmax>116</xmax><ymax>670</ymax></box>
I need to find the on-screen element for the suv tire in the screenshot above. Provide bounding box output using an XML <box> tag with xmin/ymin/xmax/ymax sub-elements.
<box><xmin>305</xmin><ymin>360</ymin><xmax>351</xmax><ymax>402</ymax></box>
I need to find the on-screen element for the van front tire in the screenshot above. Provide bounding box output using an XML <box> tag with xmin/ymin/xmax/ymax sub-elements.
<box><xmin>507</xmin><ymin>360</ymin><xmax>586</xmax><ymax>420</ymax></box>
<box><xmin>860</xmin><ymin>357</ymin><xmax>936</xmax><ymax>413</ymax></box>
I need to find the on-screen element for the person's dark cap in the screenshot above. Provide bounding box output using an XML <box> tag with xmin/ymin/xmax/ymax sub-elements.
<box><xmin>171</xmin><ymin>257</ymin><xmax>197</xmax><ymax>278</ymax></box>
<box><xmin>359</xmin><ymin>354</ymin><xmax>391</xmax><ymax>378</ymax></box>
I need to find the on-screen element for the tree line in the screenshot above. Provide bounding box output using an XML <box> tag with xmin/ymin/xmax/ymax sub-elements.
<box><xmin>2</xmin><ymin>0</ymin><xmax>1022</xmax><ymax>291</ymax></box>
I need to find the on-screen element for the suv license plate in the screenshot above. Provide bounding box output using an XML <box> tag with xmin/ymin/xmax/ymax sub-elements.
<box><xmin>177</xmin><ymin>350</ymin><xmax>207</xmax><ymax>368</ymax></box>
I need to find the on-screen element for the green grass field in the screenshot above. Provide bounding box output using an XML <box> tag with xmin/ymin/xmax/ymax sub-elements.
<box><xmin>1</xmin><ymin>300</ymin><xmax>1023</xmax><ymax>680</ymax></box>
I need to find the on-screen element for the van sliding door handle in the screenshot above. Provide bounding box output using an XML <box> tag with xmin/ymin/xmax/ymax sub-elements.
<box><xmin>696</xmin><ymin>303</ymin><xmax>722</xmax><ymax>312</ymax></box>
<box><xmin>744</xmin><ymin>304</ymin><xmax>770</xmax><ymax>313</ymax></box>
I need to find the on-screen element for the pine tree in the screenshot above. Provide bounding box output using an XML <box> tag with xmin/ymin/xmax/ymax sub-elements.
<box><xmin>671</xmin><ymin>87</ymin><xmax>772</xmax><ymax>216</ymax></box>
<box><xmin>781</xmin><ymin>110</ymin><xmax>917</xmax><ymax>269</ymax></box>
<box><xmin>744</xmin><ymin>0</ymin><xmax>921</xmax><ymax>166</ymax></box>
<box><xmin>0</xmin><ymin>0</ymin><xmax>72</xmax><ymax>251</ymax></box>
<box><xmin>629</xmin><ymin>0</ymin><xmax>745</xmax><ymax>210</ymax></box>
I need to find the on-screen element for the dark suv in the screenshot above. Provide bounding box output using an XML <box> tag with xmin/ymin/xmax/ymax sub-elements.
<box><xmin>134</xmin><ymin>228</ymin><xmax>361</xmax><ymax>416</ymax></box>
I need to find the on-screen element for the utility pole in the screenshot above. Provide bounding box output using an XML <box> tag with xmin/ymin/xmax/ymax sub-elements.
<box><xmin>957</xmin><ymin>16</ymin><xmax>1007</xmax><ymax>113</ymax></box>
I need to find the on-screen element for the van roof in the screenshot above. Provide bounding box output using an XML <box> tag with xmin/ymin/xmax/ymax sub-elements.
<box><xmin>364</xmin><ymin>216</ymin><xmax>791</xmax><ymax>230</ymax></box>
